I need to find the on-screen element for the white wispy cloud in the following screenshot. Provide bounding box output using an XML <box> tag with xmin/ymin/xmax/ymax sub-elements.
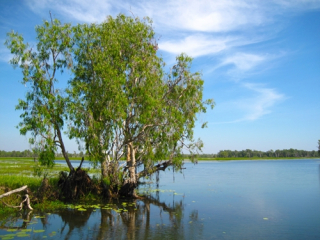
<box><xmin>221</xmin><ymin>53</ymin><xmax>266</xmax><ymax>71</ymax></box>
<box><xmin>27</xmin><ymin>0</ymin><xmax>320</xmax><ymax>31</ymax></box>
<box><xmin>211</xmin><ymin>82</ymin><xmax>285</xmax><ymax>124</ymax></box>
<box><xmin>26</xmin><ymin>0</ymin><xmax>115</xmax><ymax>23</ymax></box>
<box><xmin>237</xmin><ymin>83</ymin><xmax>285</xmax><ymax>121</ymax></box>
<box><xmin>159</xmin><ymin>35</ymin><xmax>233</xmax><ymax>58</ymax></box>
<box><xmin>209</xmin><ymin>51</ymin><xmax>286</xmax><ymax>81</ymax></box>
<box><xmin>131</xmin><ymin>0</ymin><xmax>267</xmax><ymax>33</ymax></box>
<box><xmin>25</xmin><ymin>0</ymin><xmax>320</xmax><ymax>59</ymax></box>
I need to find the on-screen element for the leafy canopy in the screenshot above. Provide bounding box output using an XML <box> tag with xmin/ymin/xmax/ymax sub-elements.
<box><xmin>68</xmin><ymin>14</ymin><xmax>214</xmax><ymax>181</ymax></box>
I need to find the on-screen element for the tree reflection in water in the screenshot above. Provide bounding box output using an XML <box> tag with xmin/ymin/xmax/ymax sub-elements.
<box><xmin>55</xmin><ymin>195</ymin><xmax>203</xmax><ymax>240</ymax></box>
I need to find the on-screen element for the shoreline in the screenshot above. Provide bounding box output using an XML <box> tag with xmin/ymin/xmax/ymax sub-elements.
<box><xmin>1</xmin><ymin>157</ymin><xmax>319</xmax><ymax>161</ymax></box>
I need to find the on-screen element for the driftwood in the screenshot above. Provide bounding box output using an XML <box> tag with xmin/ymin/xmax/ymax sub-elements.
<box><xmin>0</xmin><ymin>185</ymin><xmax>33</xmax><ymax>210</ymax></box>
<box><xmin>0</xmin><ymin>185</ymin><xmax>28</xmax><ymax>199</ymax></box>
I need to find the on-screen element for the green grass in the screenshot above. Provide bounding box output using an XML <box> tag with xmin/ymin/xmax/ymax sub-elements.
<box><xmin>0</xmin><ymin>157</ymin><xmax>101</xmax><ymax>177</ymax></box>
<box><xmin>0</xmin><ymin>158</ymin><xmax>68</xmax><ymax>175</ymax></box>
<box><xmin>0</xmin><ymin>175</ymin><xmax>42</xmax><ymax>191</ymax></box>
<box><xmin>33</xmin><ymin>200</ymin><xmax>67</xmax><ymax>211</ymax></box>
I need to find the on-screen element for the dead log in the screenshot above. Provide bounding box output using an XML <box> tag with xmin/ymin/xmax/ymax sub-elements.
<box><xmin>0</xmin><ymin>185</ymin><xmax>33</xmax><ymax>210</ymax></box>
<box><xmin>0</xmin><ymin>185</ymin><xmax>27</xmax><ymax>199</ymax></box>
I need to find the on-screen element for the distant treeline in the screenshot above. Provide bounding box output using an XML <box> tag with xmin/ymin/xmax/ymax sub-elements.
<box><xmin>0</xmin><ymin>150</ymin><xmax>85</xmax><ymax>158</ymax></box>
<box><xmin>193</xmin><ymin>149</ymin><xmax>319</xmax><ymax>159</ymax></box>
<box><xmin>1</xmin><ymin>148</ymin><xmax>319</xmax><ymax>158</ymax></box>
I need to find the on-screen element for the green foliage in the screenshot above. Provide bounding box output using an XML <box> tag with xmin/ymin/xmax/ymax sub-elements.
<box><xmin>38</xmin><ymin>144</ymin><xmax>55</xmax><ymax>168</ymax></box>
<box><xmin>68</xmin><ymin>14</ymin><xmax>214</xmax><ymax>185</ymax></box>
<box><xmin>103</xmin><ymin>168</ymin><xmax>124</xmax><ymax>190</ymax></box>
<box><xmin>5</xmin><ymin>18</ymin><xmax>74</xmax><ymax>171</ymax></box>
<box><xmin>33</xmin><ymin>164</ymin><xmax>43</xmax><ymax>177</ymax></box>
<box><xmin>216</xmin><ymin>148</ymin><xmax>319</xmax><ymax>158</ymax></box>
<box><xmin>0</xmin><ymin>150</ymin><xmax>34</xmax><ymax>157</ymax></box>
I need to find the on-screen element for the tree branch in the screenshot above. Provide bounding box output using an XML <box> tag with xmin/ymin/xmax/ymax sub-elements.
<box><xmin>137</xmin><ymin>160</ymin><xmax>173</xmax><ymax>179</ymax></box>
<box><xmin>0</xmin><ymin>185</ymin><xmax>28</xmax><ymax>199</ymax></box>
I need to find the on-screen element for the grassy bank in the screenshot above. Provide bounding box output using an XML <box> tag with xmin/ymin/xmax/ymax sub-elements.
<box><xmin>0</xmin><ymin>158</ymin><xmax>101</xmax><ymax>220</ymax></box>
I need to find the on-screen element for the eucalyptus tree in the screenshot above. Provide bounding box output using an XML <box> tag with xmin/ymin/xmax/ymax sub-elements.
<box><xmin>5</xmin><ymin>19</ymin><xmax>74</xmax><ymax>172</ymax></box>
<box><xmin>68</xmin><ymin>14</ymin><xmax>214</xmax><ymax>196</ymax></box>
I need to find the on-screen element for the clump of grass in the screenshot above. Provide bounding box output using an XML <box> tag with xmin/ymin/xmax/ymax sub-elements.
<box><xmin>0</xmin><ymin>175</ymin><xmax>42</xmax><ymax>191</ymax></box>
<box><xmin>33</xmin><ymin>200</ymin><xmax>66</xmax><ymax>211</ymax></box>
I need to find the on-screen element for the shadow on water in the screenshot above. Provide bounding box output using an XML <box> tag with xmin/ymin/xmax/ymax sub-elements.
<box><xmin>57</xmin><ymin>196</ymin><xmax>202</xmax><ymax>240</ymax></box>
<box><xmin>0</xmin><ymin>194</ymin><xmax>203</xmax><ymax>240</ymax></box>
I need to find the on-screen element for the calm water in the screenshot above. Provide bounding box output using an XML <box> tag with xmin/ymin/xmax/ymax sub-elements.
<box><xmin>1</xmin><ymin>159</ymin><xmax>320</xmax><ymax>239</ymax></box>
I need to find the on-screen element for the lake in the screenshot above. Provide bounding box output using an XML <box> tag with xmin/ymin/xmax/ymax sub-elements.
<box><xmin>1</xmin><ymin>159</ymin><xmax>320</xmax><ymax>239</ymax></box>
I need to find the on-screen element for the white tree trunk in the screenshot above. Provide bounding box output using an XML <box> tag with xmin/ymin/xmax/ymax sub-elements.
<box><xmin>0</xmin><ymin>186</ymin><xmax>33</xmax><ymax>210</ymax></box>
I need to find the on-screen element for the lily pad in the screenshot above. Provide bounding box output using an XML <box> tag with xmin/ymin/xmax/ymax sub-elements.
<box><xmin>16</xmin><ymin>233</ymin><xmax>30</xmax><ymax>237</ymax></box>
<box><xmin>2</xmin><ymin>237</ymin><xmax>15</xmax><ymax>240</ymax></box>
<box><xmin>1</xmin><ymin>234</ymin><xmax>16</xmax><ymax>237</ymax></box>
<box><xmin>34</xmin><ymin>230</ymin><xmax>45</xmax><ymax>233</ymax></box>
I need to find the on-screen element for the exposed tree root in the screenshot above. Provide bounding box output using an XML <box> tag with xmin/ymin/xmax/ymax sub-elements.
<box><xmin>58</xmin><ymin>168</ymin><xmax>96</xmax><ymax>201</ymax></box>
<box><xmin>119</xmin><ymin>181</ymin><xmax>139</xmax><ymax>199</ymax></box>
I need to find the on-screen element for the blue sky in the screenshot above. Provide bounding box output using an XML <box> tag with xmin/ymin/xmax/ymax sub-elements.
<box><xmin>0</xmin><ymin>0</ymin><xmax>319</xmax><ymax>153</ymax></box>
